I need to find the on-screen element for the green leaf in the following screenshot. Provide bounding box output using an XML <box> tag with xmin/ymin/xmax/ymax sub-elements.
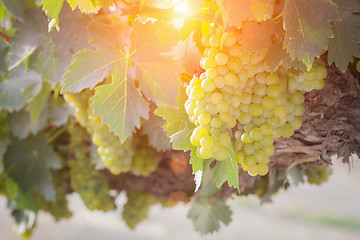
<box><xmin>67</xmin><ymin>0</ymin><xmax>98</xmax><ymax>13</ymax></box>
<box><xmin>10</xmin><ymin>207</ymin><xmax>37</xmax><ymax>236</ymax></box>
<box><xmin>283</xmin><ymin>0</ymin><xmax>339</xmax><ymax>69</ymax></box>
<box><xmin>62</xmin><ymin>49</ymin><xmax>121</xmax><ymax>92</ymax></box>
<box><xmin>188</xmin><ymin>199</ymin><xmax>232</xmax><ymax>235</ymax></box>
<box><xmin>41</xmin><ymin>0</ymin><xmax>64</xmax><ymax>29</ymax></box>
<box><xmin>213</xmin><ymin>146</ymin><xmax>239</xmax><ymax>190</ymax></box>
<box><xmin>0</xmin><ymin>67</ymin><xmax>42</xmax><ymax>112</ymax></box>
<box><xmin>26</xmin><ymin>81</ymin><xmax>52</xmax><ymax>123</ymax></box>
<box><xmin>328</xmin><ymin>0</ymin><xmax>360</xmax><ymax>71</ymax></box>
<box><xmin>289</xmin><ymin>166</ymin><xmax>304</xmax><ymax>185</ymax></box>
<box><xmin>91</xmin><ymin>62</ymin><xmax>149</xmax><ymax>142</ymax></box>
<box><xmin>155</xmin><ymin>87</ymin><xmax>195</xmax><ymax>150</ymax></box>
<box><xmin>0</xmin><ymin>0</ymin><xmax>25</xmax><ymax>19</ymax></box>
<box><xmin>6</xmin><ymin>177</ymin><xmax>38</xmax><ymax>211</ymax></box>
<box><xmin>0</xmin><ymin>39</ymin><xmax>9</xmax><ymax>76</ymax></box>
<box><xmin>0</xmin><ymin>136</ymin><xmax>9</xmax><ymax>174</ymax></box>
<box><xmin>4</xmin><ymin>134</ymin><xmax>61</xmax><ymax>201</ymax></box>
<box><xmin>189</xmin><ymin>146</ymin><xmax>203</xmax><ymax>173</ymax></box>
<box><xmin>199</xmin><ymin>171</ymin><xmax>219</xmax><ymax>197</ymax></box>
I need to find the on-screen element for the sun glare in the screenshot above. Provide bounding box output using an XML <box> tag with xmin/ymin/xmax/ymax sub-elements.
<box><xmin>174</xmin><ymin>1</ymin><xmax>189</xmax><ymax>14</ymax></box>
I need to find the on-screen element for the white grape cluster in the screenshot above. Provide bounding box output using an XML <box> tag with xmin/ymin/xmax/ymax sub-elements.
<box><xmin>64</xmin><ymin>90</ymin><xmax>159</xmax><ymax>176</ymax></box>
<box><xmin>185</xmin><ymin>26</ymin><xmax>327</xmax><ymax>176</ymax></box>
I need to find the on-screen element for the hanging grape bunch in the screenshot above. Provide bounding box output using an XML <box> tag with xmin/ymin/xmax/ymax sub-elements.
<box><xmin>64</xmin><ymin>87</ymin><xmax>160</xmax><ymax>177</ymax></box>
<box><xmin>185</xmin><ymin>26</ymin><xmax>327</xmax><ymax>177</ymax></box>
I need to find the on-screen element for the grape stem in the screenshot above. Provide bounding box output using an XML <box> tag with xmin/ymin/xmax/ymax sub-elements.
<box><xmin>0</xmin><ymin>30</ymin><xmax>10</xmax><ymax>43</ymax></box>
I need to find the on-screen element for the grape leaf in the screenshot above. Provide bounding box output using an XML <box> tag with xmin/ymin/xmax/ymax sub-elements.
<box><xmin>10</xmin><ymin>6</ymin><xmax>89</xmax><ymax>86</ymax></box>
<box><xmin>213</xmin><ymin>146</ymin><xmax>239</xmax><ymax>190</ymax></box>
<box><xmin>216</xmin><ymin>0</ymin><xmax>253</xmax><ymax>28</ymax></box>
<box><xmin>130</xmin><ymin>21</ymin><xmax>183</xmax><ymax>106</ymax></box>
<box><xmin>91</xmin><ymin>63</ymin><xmax>149</xmax><ymax>142</ymax></box>
<box><xmin>265</xmin><ymin>35</ymin><xmax>307</xmax><ymax>72</ymax></box>
<box><xmin>188</xmin><ymin>199</ymin><xmax>232</xmax><ymax>235</ymax></box>
<box><xmin>5</xmin><ymin>177</ymin><xmax>38</xmax><ymax>211</ymax></box>
<box><xmin>0</xmin><ymin>137</ymin><xmax>9</xmax><ymax>174</ymax></box>
<box><xmin>239</xmin><ymin>19</ymin><xmax>283</xmax><ymax>53</ymax></box>
<box><xmin>0</xmin><ymin>67</ymin><xmax>42</xmax><ymax>112</ymax></box>
<box><xmin>283</xmin><ymin>0</ymin><xmax>339</xmax><ymax>69</ymax></box>
<box><xmin>155</xmin><ymin>87</ymin><xmax>195</xmax><ymax>150</ymax></box>
<box><xmin>328</xmin><ymin>0</ymin><xmax>360</xmax><ymax>71</ymax></box>
<box><xmin>289</xmin><ymin>166</ymin><xmax>304</xmax><ymax>185</ymax></box>
<box><xmin>8</xmin><ymin>108</ymin><xmax>49</xmax><ymax>140</ymax></box>
<box><xmin>9</xmin><ymin>206</ymin><xmax>37</xmax><ymax>236</ymax></box>
<box><xmin>8</xmin><ymin>9</ymin><xmax>46</xmax><ymax>70</ymax></box>
<box><xmin>0</xmin><ymin>0</ymin><xmax>25</xmax><ymax>19</ymax></box>
<box><xmin>250</xmin><ymin>0</ymin><xmax>275</xmax><ymax>22</ymax></box>
<box><xmin>4</xmin><ymin>134</ymin><xmax>62</xmax><ymax>201</ymax></box>
<box><xmin>141</xmin><ymin>108</ymin><xmax>171</xmax><ymax>151</ymax></box>
<box><xmin>62</xmin><ymin>48</ymin><xmax>121</xmax><ymax>92</ymax></box>
<box><xmin>0</xmin><ymin>39</ymin><xmax>9</xmax><ymax>76</ymax></box>
<box><xmin>189</xmin><ymin>146</ymin><xmax>203</xmax><ymax>173</ymax></box>
<box><xmin>26</xmin><ymin>81</ymin><xmax>52</xmax><ymax>123</ymax></box>
<box><xmin>67</xmin><ymin>0</ymin><xmax>98</xmax><ymax>13</ymax></box>
<box><xmin>41</xmin><ymin>0</ymin><xmax>64</xmax><ymax>28</ymax></box>
<box><xmin>171</xmin><ymin>31</ymin><xmax>201</xmax><ymax>74</ymax></box>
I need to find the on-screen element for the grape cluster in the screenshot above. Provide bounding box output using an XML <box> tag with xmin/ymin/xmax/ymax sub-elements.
<box><xmin>185</xmin><ymin>26</ymin><xmax>327</xmax><ymax>176</ymax></box>
<box><xmin>122</xmin><ymin>190</ymin><xmax>156</xmax><ymax>229</ymax></box>
<box><xmin>64</xmin><ymin>90</ymin><xmax>160</xmax><ymax>176</ymax></box>
<box><xmin>68</xmin><ymin>123</ymin><xmax>115</xmax><ymax>211</ymax></box>
<box><xmin>305</xmin><ymin>165</ymin><xmax>332</xmax><ymax>185</ymax></box>
<box><xmin>36</xmin><ymin>170</ymin><xmax>72</xmax><ymax>220</ymax></box>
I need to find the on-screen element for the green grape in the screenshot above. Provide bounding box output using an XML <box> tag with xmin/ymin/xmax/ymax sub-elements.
<box><xmin>122</xmin><ymin>190</ymin><xmax>156</xmax><ymax>229</ymax></box>
<box><xmin>305</xmin><ymin>165</ymin><xmax>333</xmax><ymax>185</ymax></box>
<box><xmin>68</xmin><ymin>123</ymin><xmax>115</xmax><ymax>211</ymax></box>
<box><xmin>186</xmin><ymin>26</ymin><xmax>328</xmax><ymax>176</ymax></box>
<box><xmin>36</xmin><ymin>170</ymin><xmax>72</xmax><ymax>220</ymax></box>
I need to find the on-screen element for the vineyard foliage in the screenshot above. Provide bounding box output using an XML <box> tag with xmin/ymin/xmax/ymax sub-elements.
<box><xmin>0</xmin><ymin>0</ymin><xmax>359</xmax><ymax>237</ymax></box>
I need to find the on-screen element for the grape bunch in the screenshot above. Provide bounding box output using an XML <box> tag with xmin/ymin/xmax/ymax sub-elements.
<box><xmin>305</xmin><ymin>165</ymin><xmax>333</xmax><ymax>185</ymax></box>
<box><xmin>64</xmin><ymin>89</ymin><xmax>160</xmax><ymax>176</ymax></box>
<box><xmin>185</xmin><ymin>26</ymin><xmax>327</xmax><ymax>176</ymax></box>
<box><xmin>68</xmin><ymin>123</ymin><xmax>115</xmax><ymax>211</ymax></box>
<box><xmin>122</xmin><ymin>190</ymin><xmax>156</xmax><ymax>229</ymax></box>
<box><xmin>36</xmin><ymin>170</ymin><xmax>72</xmax><ymax>220</ymax></box>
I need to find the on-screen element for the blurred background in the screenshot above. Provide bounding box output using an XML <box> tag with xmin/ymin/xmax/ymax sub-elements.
<box><xmin>1</xmin><ymin>158</ymin><xmax>359</xmax><ymax>240</ymax></box>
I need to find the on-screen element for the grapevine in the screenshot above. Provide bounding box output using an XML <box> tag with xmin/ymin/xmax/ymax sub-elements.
<box><xmin>0</xmin><ymin>0</ymin><xmax>359</xmax><ymax>237</ymax></box>
<box><xmin>186</xmin><ymin>26</ymin><xmax>327</xmax><ymax>177</ymax></box>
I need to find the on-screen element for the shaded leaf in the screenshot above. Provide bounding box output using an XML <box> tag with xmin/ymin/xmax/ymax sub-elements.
<box><xmin>188</xmin><ymin>199</ymin><xmax>232</xmax><ymax>235</ymax></box>
<box><xmin>8</xmin><ymin>108</ymin><xmax>49</xmax><ymax>140</ymax></box>
<box><xmin>213</xmin><ymin>146</ymin><xmax>239</xmax><ymax>190</ymax></box>
<box><xmin>6</xmin><ymin>177</ymin><xmax>38</xmax><ymax>211</ymax></box>
<box><xmin>0</xmin><ymin>136</ymin><xmax>8</xmax><ymax>174</ymax></box>
<box><xmin>0</xmin><ymin>0</ymin><xmax>25</xmax><ymax>19</ymax></box>
<box><xmin>0</xmin><ymin>67</ymin><xmax>42</xmax><ymax>112</ymax></box>
<box><xmin>328</xmin><ymin>0</ymin><xmax>360</xmax><ymax>71</ymax></box>
<box><xmin>26</xmin><ymin>81</ymin><xmax>52</xmax><ymax>123</ymax></box>
<box><xmin>216</xmin><ymin>0</ymin><xmax>253</xmax><ymax>28</ymax></box>
<box><xmin>4</xmin><ymin>134</ymin><xmax>62</xmax><ymax>201</ymax></box>
<box><xmin>239</xmin><ymin>19</ymin><xmax>283</xmax><ymax>52</ymax></box>
<box><xmin>141</xmin><ymin>108</ymin><xmax>171</xmax><ymax>151</ymax></box>
<box><xmin>283</xmin><ymin>0</ymin><xmax>339</xmax><ymax>69</ymax></box>
<box><xmin>289</xmin><ymin>166</ymin><xmax>304</xmax><ymax>185</ymax></box>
